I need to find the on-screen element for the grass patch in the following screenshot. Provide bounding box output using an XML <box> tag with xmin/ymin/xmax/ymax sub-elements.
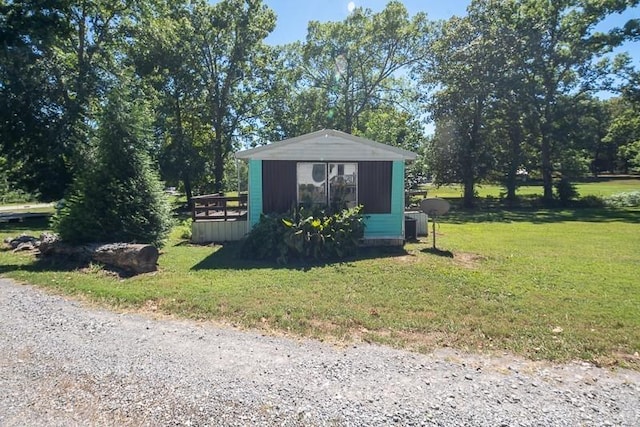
<box><xmin>0</xmin><ymin>203</ymin><xmax>55</xmax><ymax>214</ymax></box>
<box><xmin>426</xmin><ymin>176</ymin><xmax>640</xmax><ymax>199</ymax></box>
<box><xmin>1</xmin><ymin>195</ymin><xmax>639</xmax><ymax>369</ymax></box>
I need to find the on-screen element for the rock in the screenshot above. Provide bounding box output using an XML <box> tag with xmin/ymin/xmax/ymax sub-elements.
<box><xmin>4</xmin><ymin>234</ymin><xmax>40</xmax><ymax>250</ymax></box>
<box><xmin>38</xmin><ymin>232</ymin><xmax>159</xmax><ymax>274</ymax></box>
<box><xmin>13</xmin><ymin>241</ymin><xmax>39</xmax><ymax>252</ymax></box>
<box><xmin>38</xmin><ymin>232</ymin><xmax>60</xmax><ymax>255</ymax></box>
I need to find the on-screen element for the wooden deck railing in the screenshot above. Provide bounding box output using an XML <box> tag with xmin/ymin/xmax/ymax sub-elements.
<box><xmin>191</xmin><ymin>193</ymin><xmax>248</xmax><ymax>222</ymax></box>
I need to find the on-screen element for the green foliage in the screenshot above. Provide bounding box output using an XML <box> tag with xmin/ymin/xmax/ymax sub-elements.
<box><xmin>0</xmin><ymin>157</ymin><xmax>39</xmax><ymax>204</ymax></box>
<box><xmin>239</xmin><ymin>212</ymin><xmax>289</xmax><ymax>262</ymax></box>
<box><xmin>222</xmin><ymin>156</ymin><xmax>248</xmax><ymax>194</ymax></box>
<box><xmin>264</xmin><ymin>1</ymin><xmax>431</xmax><ymax>137</ymax></box>
<box><xmin>618</xmin><ymin>140</ymin><xmax>640</xmax><ymax>173</ymax></box>
<box><xmin>0</xmin><ymin>1</ymin><xmax>139</xmax><ymax>200</ymax></box>
<box><xmin>357</xmin><ymin>107</ymin><xmax>429</xmax><ymax>189</ymax></box>
<box><xmin>604</xmin><ymin>191</ymin><xmax>640</xmax><ymax>207</ymax></box>
<box><xmin>176</xmin><ymin>218</ymin><xmax>193</xmax><ymax>240</ymax></box>
<box><xmin>420</xmin><ymin>0</ymin><xmax>640</xmax><ymax>204</ymax></box>
<box><xmin>575</xmin><ymin>195</ymin><xmax>606</xmax><ymax>208</ymax></box>
<box><xmin>555</xmin><ymin>178</ymin><xmax>580</xmax><ymax>205</ymax></box>
<box><xmin>53</xmin><ymin>89</ymin><xmax>172</xmax><ymax>247</ymax></box>
<box><xmin>0</xmin><ymin>188</ymin><xmax>38</xmax><ymax>205</ymax></box>
<box><xmin>240</xmin><ymin>206</ymin><xmax>366</xmax><ymax>264</ymax></box>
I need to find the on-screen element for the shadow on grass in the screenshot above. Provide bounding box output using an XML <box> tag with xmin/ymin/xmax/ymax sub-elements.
<box><xmin>0</xmin><ymin>217</ymin><xmax>51</xmax><ymax>233</ymax></box>
<box><xmin>1</xmin><ymin>217</ymin><xmax>87</xmax><ymax>275</ymax></box>
<box><xmin>0</xmin><ymin>254</ymin><xmax>86</xmax><ymax>275</ymax></box>
<box><xmin>0</xmin><ymin>244</ymin><xmax>135</xmax><ymax>279</ymax></box>
<box><xmin>190</xmin><ymin>242</ymin><xmax>409</xmax><ymax>271</ymax></box>
<box><xmin>421</xmin><ymin>247</ymin><xmax>454</xmax><ymax>258</ymax></box>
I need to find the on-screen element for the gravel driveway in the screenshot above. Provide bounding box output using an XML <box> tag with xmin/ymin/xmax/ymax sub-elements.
<box><xmin>1</xmin><ymin>278</ymin><xmax>638</xmax><ymax>426</ymax></box>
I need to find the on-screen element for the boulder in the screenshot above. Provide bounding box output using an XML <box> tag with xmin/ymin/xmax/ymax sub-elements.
<box><xmin>38</xmin><ymin>233</ymin><xmax>159</xmax><ymax>274</ymax></box>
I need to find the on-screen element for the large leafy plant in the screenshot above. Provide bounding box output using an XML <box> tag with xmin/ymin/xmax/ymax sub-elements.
<box><xmin>240</xmin><ymin>206</ymin><xmax>365</xmax><ymax>264</ymax></box>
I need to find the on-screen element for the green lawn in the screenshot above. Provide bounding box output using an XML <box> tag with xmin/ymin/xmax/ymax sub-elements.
<box><xmin>1</xmin><ymin>179</ymin><xmax>639</xmax><ymax>368</ymax></box>
<box><xmin>426</xmin><ymin>177</ymin><xmax>640</xmax><ymax>199</ymax></box>
<box><xmin>0</xmin><ymin>203</ymin><xmax>54</xmax><ymax>214</ymax></box>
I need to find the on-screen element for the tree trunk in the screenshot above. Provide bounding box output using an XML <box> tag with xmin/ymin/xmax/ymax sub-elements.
<box><xmin>505</xmin><ymin>172</ymin><xmax>517</xmax><ymax>201</ymax></box>
<box><xmin>504</xmin><ymin>104</ymin><xmax>523</xmax><ymax>202</ymax></box>
<box><xmin>91</xmin><ymin>244</ymin><xmax>159</xmax><ymax>274</ymax></box>
<box><xmin>213</xmin><ymin>131</ymin><xmax>225</xmax><ymax>194</ymax></box>
<box><xmin>541</xmin><ymin>133</ymin><xmax>554</xmax><ymax>203</ymax></box>
<box><xmin>461</xmin><ymin>97</ymin><xmax>484</xmax><ymax>209</ymax></box>
<box><xmin>39</xmin><ymin>233</ymin><xmax>159</xmax><ymax>274</ymax></box>
<box><xmin>540</xmin><ymin>77</ymin><xmax>557</xmax><ymax>204</ymax></box>
<box><xmin>183</xmin><ymin>175</ymin><xmax>193</xmax><ymax>209</ymax></box>
<box><xmin>463</xmin><ymin>178</ymin><xmax>475</xmax><ymax>209</ymax></box>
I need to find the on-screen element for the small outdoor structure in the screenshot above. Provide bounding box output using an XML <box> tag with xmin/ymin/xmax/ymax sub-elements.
<box><xmin>191</xmin><ymin>129</ymin><xmax>419</xmax><ymax>245</ymax></box>
<box><xmin>191</xmin><ymin>193</ymin><xmax>248</xmax><ymax>243</ymax></box>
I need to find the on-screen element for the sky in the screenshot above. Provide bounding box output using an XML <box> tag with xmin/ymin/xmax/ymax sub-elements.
<box><xmin>262</xmin><ymin>0</ymin><xmax>639</xmax><ymax>68</ymax></box>
<box><xmin>263</xmin><ymin>0</ymin><xmax>468</xmax><ymax>45</ymax></box>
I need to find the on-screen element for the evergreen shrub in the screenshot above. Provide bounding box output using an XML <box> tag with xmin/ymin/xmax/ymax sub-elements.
<box><xmin>53</xmin><ymin>89</ymin><xmax>172</xmax><ymax>247</ymax></box>
<box><xmin>555</xmin><ymin>177</ymin><xmax>579</xmax><ymax>206</ymax></box>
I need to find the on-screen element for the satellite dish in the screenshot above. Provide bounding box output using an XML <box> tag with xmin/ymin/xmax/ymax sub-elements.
<box><xmin>420</xmin><ymin>198</ymin><xmax>450</xmax><ymax>216</ymax></box>
<box><xmin>420</xmin><ymin>198</ymin><xmax>450</xmax><ymax>249</ymax></box>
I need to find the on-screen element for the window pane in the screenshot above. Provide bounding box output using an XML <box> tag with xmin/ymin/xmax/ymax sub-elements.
<box><xmin>297</xmin><ymin>163</ymin><xmax>326</xmax><ymax>207</ymax></box>
<box><xmin>329</xmin><ymin>163</ymin><xmax>357</xmax><ymax>209</ymax></box>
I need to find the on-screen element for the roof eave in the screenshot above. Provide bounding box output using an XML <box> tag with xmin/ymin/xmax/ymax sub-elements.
<box><xmin>234</xmin><ymin>129</ymin><xmax>418</xmax><ymax>161</ymax></box>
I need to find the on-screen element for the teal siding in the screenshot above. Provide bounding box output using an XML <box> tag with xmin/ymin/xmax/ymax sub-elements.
<box><xmin>248</xmin><ymin>159</ymin><xmax>263</xmax><ymax>227</ymax></box>
<box><xmin>364</xmin><ymin>214</ymin><xmax>400</xmax><ymax>238</ymax></box>
<box><xmin>364</xmin><ymin>161</ymin><xmax>405</xmax><ymax>239</ymax></box>
<box><xmin>248</xmin><ymin>158</ymin><xmax>405</xmax><ymax>238</ymax></box>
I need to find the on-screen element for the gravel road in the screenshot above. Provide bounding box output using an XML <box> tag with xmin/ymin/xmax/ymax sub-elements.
<box><xmin>1</xmin><ymin>278</ymin><xmax>638</xmax><ymax>426</ymax></box>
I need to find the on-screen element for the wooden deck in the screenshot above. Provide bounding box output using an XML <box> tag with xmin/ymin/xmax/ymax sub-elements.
<box><xmin>191</xmin><ymin>194</ymin><xmax>247</xmax><ymax>222</ymax></box>
<box><xmin>190</xmin><ymin>194</ymin><xmax>248</xmax><ymax>243</ymax></box>
<box><xmin>191</xmin><ymin>220</ymin><xmax>248</xmax><ymax>243</ymax></box>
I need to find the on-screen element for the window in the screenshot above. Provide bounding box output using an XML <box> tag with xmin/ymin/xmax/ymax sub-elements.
<box><xmin>297</xmin><ymin>162</ymin><xmax>357</xmax><ymax>209</ymax></box>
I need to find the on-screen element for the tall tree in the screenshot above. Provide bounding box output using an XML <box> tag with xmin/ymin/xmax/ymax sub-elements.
<box><xmin>300</xmin><ymin>1</ymin><xmax>431</xmax><ymax>134</ymax></box>
<box><xmin>515</xmin><ymin>0</ymin><xmax>640</xmax><ymax>201</ymax></box>
<box><xmin>420</xmin><ymin>0</ymin><xmax>640</xmax><ymax>205</ymax></box>
<box><xmin>191</xmin><ymin>0</ymin><xmax>275</xmax><ymax>193</ymax></box>
<box><xmin>0</xmin><ymin>0</ymin><xmax>140</xmax><ymax>199</ymax></box>
<box><xmin>475</xmin><ymin>0</ymin><xmax>535</xmax><ymax>201</ymax></box>
<box><xmin>0</xmin><ymin>0</ymin><xmax>74</xmax><ymax>199</ymax></box>
<box><xmin>258</xmin><ymin>43</ymin><xmax>334</xmax><ymax>142</ymax></box>
<box><xmin>422</xmin><ymin>7</ymin><xmax>503</xmax><ymax>208</ymax></box>
<box><xmin>130</xmin><ymin>1</ymin><xmax>209</xmax><ymax>202</ymax></box>
<box><xmin>604</xmin><ymin>97</ymin><xmax>640</xmax><ymax>172</ymax></box>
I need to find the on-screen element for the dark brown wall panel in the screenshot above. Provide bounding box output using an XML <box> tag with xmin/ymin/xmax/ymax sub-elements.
<box><xmin>262</xmin><ymin>160</ymin><xmax>297</xmax><ymax>213</ymax></box>
<box><xmin>358</xmin><ymin>161</ymin><xmax>391</xmax><ymax>214</ymax></box>
<box><xmin>262</xmin><ymin>160</ymin><xmax>391</xmax><ymax>214</ymax></box>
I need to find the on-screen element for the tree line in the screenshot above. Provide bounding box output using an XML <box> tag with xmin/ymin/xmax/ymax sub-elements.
<box><xmin>1</xmin><ymin>0</ymin><xmax>639</xmax><ymax>207</ymax></box>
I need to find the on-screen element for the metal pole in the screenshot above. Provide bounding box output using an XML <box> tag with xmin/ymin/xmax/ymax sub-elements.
<box><xmin>432</xmin><ymin>216</ymin><xmax>436</xmax><ymax>249</ymax></box>
<box><xmin>236</xmin><ymin>158</ymin><xmax>240</xmax><ymax>195</ymax></box>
